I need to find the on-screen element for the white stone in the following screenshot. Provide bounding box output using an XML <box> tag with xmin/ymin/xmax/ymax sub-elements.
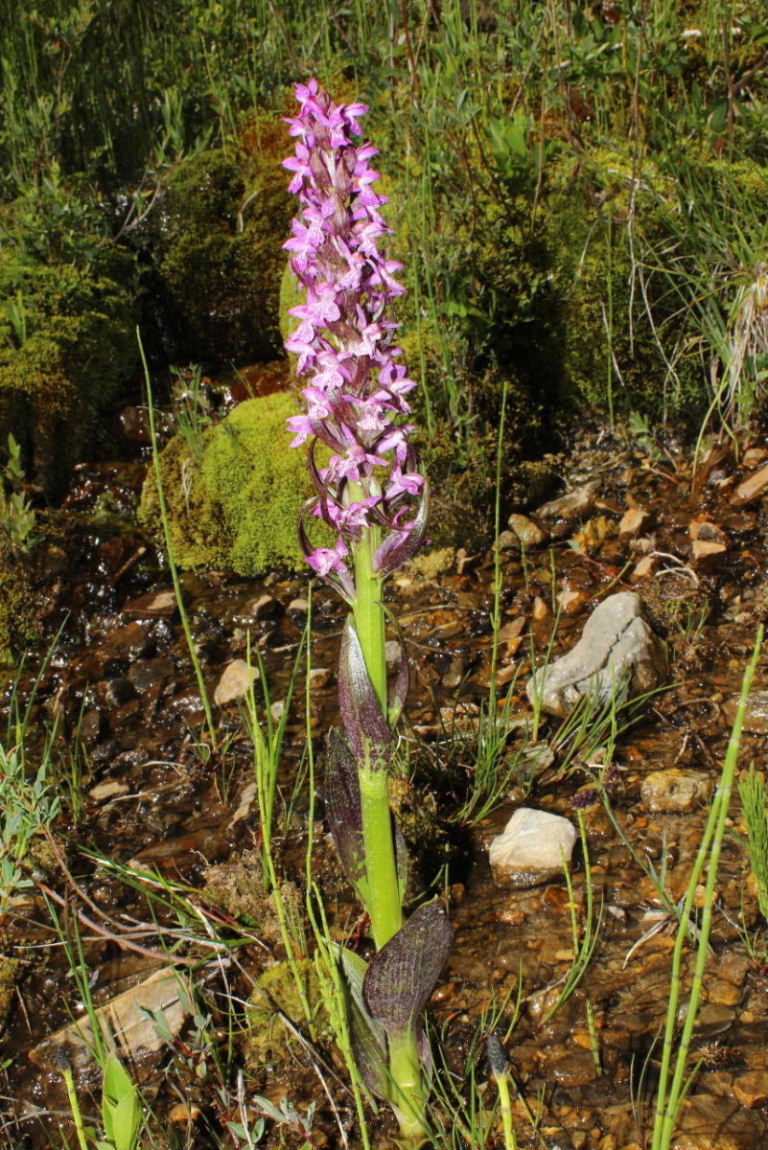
<box><xmin>489</xmin><ymin>807</ymin><xmax>577</xmax><ymax>887</ymax></box>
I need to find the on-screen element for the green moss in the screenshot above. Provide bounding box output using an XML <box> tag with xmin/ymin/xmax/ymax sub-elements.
<box><xmin>246</xmin><ymin>957</ymin><xmax>330</xmax><ymax>1068</ymax></box>
<box><xmin>139</xmin><ymin>391</ymin><xmax>333</xmax><ymax>575</ymax></box>
<box><xmin>0</xmin><ymin>955</ymin><xmax>20</xmax><ymax>1033</ymax></box>
<box><xmin>153</xmin><ymin>135</ymin><xmax>292</xmax><ymax>365</ymax></box>
<box><xmin>0</xmin><ymin>562</ymin><xmax>40</xmax><ymax>666</ymax></box>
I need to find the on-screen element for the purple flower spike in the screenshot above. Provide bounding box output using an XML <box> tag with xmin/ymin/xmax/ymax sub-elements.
<box><xmin>284</xmin><ymin>79</ymin><xmax>426</xmax><ymax>591</ymax></box>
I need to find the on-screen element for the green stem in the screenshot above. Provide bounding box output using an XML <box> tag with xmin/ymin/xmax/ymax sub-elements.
<box><xmin>352</xmin><ymin>523</ymin><xmax>387</xmax><ymax>711</ymax></box>
<box><xmin>358</xmin><ymin>764</ymin><xmax>403</xmax><ymax>949</ymax></box>
<box><xmin>350</xmin><ymin>522</ymin><xmax>425</xmax><ymax>1138</ymax></box>
<box><xmin>389</xmin><ymin>1029</ymin><xmax>429</xmax><ymax>1143</ymax></box>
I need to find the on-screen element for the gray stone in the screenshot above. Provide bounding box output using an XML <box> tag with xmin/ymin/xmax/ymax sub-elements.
<box><xmin>489</xmin><ymin>807</ymin><xmax>577</xmax><ymax>887</ymax></box>
<box><xmin>526</xmin><ymin>591</ymin><xmax>666</xmax><ymax>718</ymax></box>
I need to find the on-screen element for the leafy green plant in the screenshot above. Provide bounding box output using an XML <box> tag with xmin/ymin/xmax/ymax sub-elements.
<box><xmin>739</xmin><ymin>764</ymin><xmax>768</xmax><ymax>923</ymax></box>
<box><xmin>0</xmin><ymin>735</ymin><xmax>61</xmax><ymax>909</ymax></box>
<box><xmin>96</xmin><ymin>1056</ymin><xmax>142</xmax><ymax>1150</ymax></box>
<box><xmin>0</xmin><ymin>433</ymin><xmax>35</xmax><ymax>558</ymax></box>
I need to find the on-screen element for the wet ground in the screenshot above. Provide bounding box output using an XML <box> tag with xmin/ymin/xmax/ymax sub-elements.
<box><xmin>3</xmin><ymin>418</ymin><xmax>768</xmax><ymax>1149</ymax></box>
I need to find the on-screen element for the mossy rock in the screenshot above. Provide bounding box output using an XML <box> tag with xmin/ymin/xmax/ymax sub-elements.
<box><xmin>150</xmin><ymin>137</ymin><xmax>292</xmax><ymax>365</ymax></box>
<box><xmin>139</xmin><ymin>391</ymin><xmax>333</xmax><ymax>575</ymax></box>
<box><xmin>0</xmin><ymin>249</ymin><xmax>136</xmax><ymax>496</ymax></box>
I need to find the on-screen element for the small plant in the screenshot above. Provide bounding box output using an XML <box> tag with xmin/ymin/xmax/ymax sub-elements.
<box><xmin>170</xmin><ymin>363</ymin><xmax>215</xmax><ymax>463</ymax></box>
<box><xmin>739</xmin><ymin>764</ymin><xmax>768</xmax><ymax>923</ymax></box>
<box><xmin>0</xmin><ymin>433</ymin><xmax>36</xmax><ymax>558</ymax></box>
<box><xmin>0</xmin><ymin>735</ymin><xmax>61</xmax><ymax>910</ymax></box>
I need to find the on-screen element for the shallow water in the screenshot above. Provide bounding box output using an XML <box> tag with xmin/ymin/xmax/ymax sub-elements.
<box><xmin>3</xmin><ymin>423</ymin><xmax>768</xmax><ymax>1149</ymax></box>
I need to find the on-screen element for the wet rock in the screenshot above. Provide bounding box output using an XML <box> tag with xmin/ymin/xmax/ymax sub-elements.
<box><xmin>214</xmin><ymin>658</ymin><xmax>260</xmax><ymax>705</ymax></box>
<box><xmin>245</xmin><ymin>593</ymin><xmax>282</xmax><ymax>622</ymax></box>
<box><xmin>506</xmin><ymin>513</ymin><xmax>547</xmax><ymax>549</ymax></box>
<box><xmin>724</xmin><ymin>690</ymin><xmax>768</xmax><ymax>733</ymax></box>
<box><xmin>535</xmin><ymin>481</ymin><xmax>600</xmax><ymax>533</ymax></box>
<box><xmin>29</xmin><ymin>968</ymin><xmax>191</xmax><ymax>1073</ymax></box>
<box><xmin>127</xmin><ymin>656</ymin><xmax>175</xmax><ymax>694</ymax></box>
<box><xmin>673</xmin><ymin>1093</ymin><xmax>765</xmax><ymax>1149</ymax></box>
<box><xmin>619</xmin><ymin>507</ymin><xmax>650</xmax><ymax>536</ymax></box>
<box><xmin>122</xmin><ymin>589</ymin><xmax>178</xmax><ymax>619</ymax></box>
<box><xmin>489</xmin><ymin>807</ymin><xmax>577</xmax><ymax>887</ymax></box>
<box><xmin>731</xmin><ymin>462</ymin><xmax>768</xmax><ymax>505</ymax></box>
<box><xmin>690</xmin><ymin>518</ymin><xmax>729</xmax><ymax>565</ymax></box>
<box><xmin>526</xmin><ymin>591</ymin><xmax>666</xmax><ymax>718</ymax></box>
<box><xmin>98</xmin><ymin>677</ymin><xmax>138</xmax><ymax>708</ymax></box>
<box><xmin>731</xmin><ymin>1069</ymin><xmax>768</xmax><ymax>1108</ymax></box>
<box><xmin>640</xmin><ymin>769</ymin><xmax>713</xmax><ymax>813</ymax></box>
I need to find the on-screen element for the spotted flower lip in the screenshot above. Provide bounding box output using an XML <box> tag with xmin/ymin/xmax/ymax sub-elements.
<box><xmin>283</xmin><ymin>79</ymin><xmax>425</xmax><ymax>597</ymax></box>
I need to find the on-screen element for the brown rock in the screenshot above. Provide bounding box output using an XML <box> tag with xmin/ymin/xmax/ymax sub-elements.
<box><xmin>731</xmin><ymin>462</ymin><xmax>768</xmax><ymax>505</ymax></box>
<box><xmin>507</xmin><ymin>513</ymin><xmax>548</xmax><ymax>549</ymax></box>
<box><xmin>640</xmin><ymin>769</ymin><xmax>713</xmax><ymax>813</ymax></box>
<box><xmin>619</xmin><ymin>507</ymin><xmax>650</xmax><ymax>536</ymax></box>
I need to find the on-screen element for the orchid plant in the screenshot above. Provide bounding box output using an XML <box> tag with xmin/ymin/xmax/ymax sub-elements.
<box><xmin>284</xmin><ymin>78</ymin><xmax>453</xmax><ymax>1142</ymax></box>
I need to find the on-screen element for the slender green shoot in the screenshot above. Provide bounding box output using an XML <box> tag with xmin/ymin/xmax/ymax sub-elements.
<box><xmin>137</xmin><ymin>326</ymin><xmax>218</xmax><ymax>750</ymax></box>
<box><xmin>739</xmin><ymin>764</ymin><xmax>768</xmax><ymax>922</ymax></box>
<box><xmin>544</xmin><ymin>814</ymin><xmax>604</xmax><ymax>1021</ymax></box>
<box><xmin>651</xmin><ymin>625</ymin><xmax>763</xmax><ymax>1150</ymax></box>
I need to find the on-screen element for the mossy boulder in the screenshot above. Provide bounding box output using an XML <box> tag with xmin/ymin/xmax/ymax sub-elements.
<box><xmin>139</xmin><ymin>391</ymin><xmax>333</xmax><ymax>575</ymax></box>
<box><xmin>0</xmin><ymin>249</ymin><xmax>136</xmax><ymax>497</ymax></box>
<box><xmin>148</xmin><ymin>133</ymin><xmax>292</xmax><ymax>366</ymax></box>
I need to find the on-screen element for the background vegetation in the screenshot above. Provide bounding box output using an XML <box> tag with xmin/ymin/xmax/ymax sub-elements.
<box><xmin>0</xmin><ymin>0</ymin><xmax>767</xmax><ymax>522</ymax></box>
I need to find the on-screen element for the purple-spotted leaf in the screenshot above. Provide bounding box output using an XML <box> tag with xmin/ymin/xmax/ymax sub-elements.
<box><xmin>338</xmin><ymin>618</ymin><xmax>391</xmax><ymax>770</ymax></box>
<box><xmin>373</xmin><ymin>483</ymin><xmax>429</xmax><ymax>577</ymax></box>
<box><xmin>324</xmin><ymin>730</ymin><xmax>408</xmax><ymax>906</ymax></box>
<box><xmin>363</xmin><ymin>901</ymin><xmax>453</xmax><ymax>1044</ymax></box>
<box><xmin>324</xmin><ymin>730</ymin><xmax>369</xmax><ymax>906</ymax></box>
<box><xmin>335</xmin><ymin>946</ymin><xmax>389</xmax><ymax>1099</ymax></box>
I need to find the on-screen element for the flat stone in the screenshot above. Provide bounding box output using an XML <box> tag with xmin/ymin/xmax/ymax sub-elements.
<box><xmin>213</xmin><ymin>659</ymin><xmax>260</xmax><ymax>706</ymax></box>
<box><xmin>29</xmin><ymin>968</ymin><xmax>191</xmax><ymax>1073</ymax></box>
<box><xmin>640</xmin><ymin>769</ymin><xmax>713</xmax><ymax>813</ymax></box>
<box><xmin>526</xmin><ymin>591</ymin><xmax>667</xmax><ymax>718</ymax></box>
<box><xmin>122</xmin><ymin>589</ymin><xmax>178</xmax><ymax>619</ymax></box>
<box><xmin>535</xmin><ymin>481</ymin><xmax>600</xmax><ymax>524</ymax></box>
<box><xmin>672</xmin><ymin>1093</ymin><xmax>765</xmax><ymax>1149</ymax></box>
<box><xmin>732</xmin><ymin>1069</ymin><xmax>768</xmax><ymax>1108</ymax></box>
<box><xmin>731</xmin><ymin>462</ymin><xmax>768</xmax><ymax>505</ymax></box>
<box><xmin>724</xmin><ymin>690</ymin><xmax>768</xmax><ymax>733</ymax></box>
<box><xmin>489</xmin><ymin>807</ymin><xmax>577</xmax><ymax>887</ymax></box>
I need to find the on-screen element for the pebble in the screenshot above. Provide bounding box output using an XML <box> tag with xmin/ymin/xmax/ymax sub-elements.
<box><xmin>619</xmin><ymin>507</ymin><xmax>650</xmax><ymax>536</ymax></box>
<box><xmin>213</xmin><ymin>658</ymin><xmax>260</xmax><ymax>705</ymax></box>
<box><xmin>640</xmin><ymin>769</ymin><xmax>713</xmax><ymax>813</ymax></box>
<box><xmin>489</xmin><ymin>807</ymin><xmax>577</xmax><ymax>887</ymax></box>
<box><xmin>506</xmin><ymin>513</ymin><xmax>547</xmax><ymax>549</ymax></box>
<box><xmin>724</xmin><ymin>690</ymin><xmax>768</xmax><ymax>733</ymax></box>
